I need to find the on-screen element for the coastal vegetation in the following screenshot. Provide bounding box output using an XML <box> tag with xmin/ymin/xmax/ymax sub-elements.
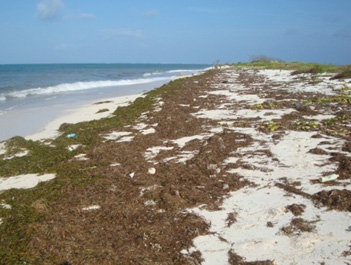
<box><xmin>232</xmin><ymin>57</ymin><xmax>351</xmax><ymax>79</ymax></box>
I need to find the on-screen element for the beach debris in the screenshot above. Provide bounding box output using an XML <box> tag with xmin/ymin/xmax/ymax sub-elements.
<box><xmin>319</xmin><ymin>174</ymin><xmax>338</xmax><ymax>182</ymax></box>
<box><xmin>267</xmin><ymin>221</ymin><xmax>274</xmax><ymax>227</ymax></box>
<box><xmin>163</xmin><ymin>151</ymin><xmax>195</xmax><ymax>164</ymax></box>
<box><xmin>129</xmin><ymin>172</ymin><xmax>135</xmax><ymax>179</ymax></box>
<box><xmin>148</xmin><ymin>167</ymin><xmax>156</xmax><ymax>175</ymax></box>
<box><xmin>94</xmin><ymin>100</ymin><xmax>112</xmax><ymax>105</ymax></box>
<box><xmin>294</xmin><ymin>103</ymin><xmax>301</xmax><ymax>110</ymax></box>
<box><xmin>102</xmin><ymin>131</ymin><xmax>132</xmax><ymax>141</ymax></box>
<box><xmin>207</xmin><ymin>164</ymin><xmax>218</xmax><ymax>171</ymax></box>
<box><xmin>207</xmin><ymin>164</ymin><xmax>221</xmax><ymax>174</ymax></box>
<box><xmin>285</xmin><ymin>204</ymin><xmax>306</xmax><ymax>216</ymax></box>
<box><xmin>74</xmin><ymin>154</ymin><xmax>89</xmax><ymax>161</ymax></box>
<box><xmin>66</xmin><ymin>133</ymin><xmax>76</xmax><ymax>138</ymax></box>
<box><xmin>66</xmin><ymin>144</ymin><xmax>81</xmax><ymax>151</ymax></box>
<box><xmin>82</xmin><ymin>205</ymin><xmax>101</xmax><ymax>211</ymax></box>
<box><xmin>110</xmin><ymin>163</ymin><xmax>121</xmax><ymax>167</ymax></box>
<box><xmin>144</xmin><ymin>200</ymin><xmax>156</xmax><ymax>207</ymax></box>
<box><xmin>139</xmin><ymin>185</ymin><xmax>159</xmax><ymax>197</ymax></box>
<box><xmin>0</xmin><ymin>203</ymin><xmax>11</xmax><ymax>209</ymax></box>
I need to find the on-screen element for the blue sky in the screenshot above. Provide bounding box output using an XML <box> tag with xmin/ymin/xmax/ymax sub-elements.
<box><xmin>0</xmin><ymin>0</ymin><xmax>350</xmax><ymax>64</ymax></box>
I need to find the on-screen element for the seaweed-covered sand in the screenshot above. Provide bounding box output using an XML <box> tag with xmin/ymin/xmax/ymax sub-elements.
<box><xmin>1</xmin><ymin>66</ymin><xmax>351</xmax><ymax>264</ymax></box>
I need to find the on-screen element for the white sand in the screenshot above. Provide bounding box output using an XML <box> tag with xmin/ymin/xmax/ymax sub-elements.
<box><xmin>74</xmin><ymin>154</ymin><xmax>89</xmax><ymax>161</ymax></box>
<box><xmin>141</xmin><ymin>127</ymin><xmax>156</xmax><ymax>135</ymax></box>
<box><xmin>258</xmin><ymin>69</ymin><xmax>348</xmax><ymax>95</ymax></box>
<box><xmin>0</xmin><ymin>174</ymin><xmax>56</xmax><ymax>191</ymax></box>
<box><xmin>182</xmin><ymin>69</ymin><xmax>351</xmax><ymax>264</ymax></box>
<box><xmin>26</xmin><ymin>94</ymin><xmax>142</xmax><ymax>141</ymax></box>
<box><xmin>171</xmin><ymin>133</ymin><xmax>212</xmax><ymax>149</ymax></box>
<box><xmin>116</xmin><ymin>136</ymin><xmax>135</xmax><ymax>142</ymax></box>
<box><xmin>189</xmin><ymin>186</ymin><xmax>351</xmax><ymax>265</ymax></box>
<box><xmin>144</xmin><ymin>146</ymin><xmax>174</xmax><ymax>161</ymax></box>
<box><xmin>82</xmin><ymin>205</ymin><xmax>101</xmax><ymax>211</ymax></box>
<box><xmin>208</xmin><ymin>89</ymin><xmax>266</xmax><ymax>105</ymax></box>
<box><xmin>0</xmin><ymin>142</ymin><xmax>6</xmax><ymax>156</ymax></box>
<box><xmin>194</xmin><ymin>108</ymin><xmax>296</xmax><ymax>121</ymax></box>
<box><xmin>3</xmin><ymin>149</ymin><xmax>29</xmax><ymax>160</ymax></box>
<box><xmin>102</xmin><ymin>131</ymin><xmax>133</xmax><ymax>141</ymax></box>
<box><xmin>163</xmin><ymin>151</ymin><xmax>197</xmax><ymax>164</ymax></box>
<box><xmin>303</xmin><ymin>114</ymin><xmax>336</xmax><ymax>121</ymax></box>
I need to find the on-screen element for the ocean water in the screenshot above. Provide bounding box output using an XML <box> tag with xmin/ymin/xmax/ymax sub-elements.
<box><xmin>0</xmin><ymin>63</ymin><xmax>209</xmax><ymax>141</ymax></box>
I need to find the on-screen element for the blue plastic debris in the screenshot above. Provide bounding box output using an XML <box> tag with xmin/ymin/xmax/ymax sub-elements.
<box><xmin>295</xmin><ymin>103</ymin><xmax>301</xmax><ymax>109</ymax></box>
<box><xmin>66</xmin><ymin>133</ymin><xmax>76</xmax><ymax>138</ymax></box>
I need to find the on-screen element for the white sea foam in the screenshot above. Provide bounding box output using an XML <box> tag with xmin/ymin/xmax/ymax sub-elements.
<box><xmin>143</xmin><ymin>71</ymin><xmax>160</xmax><ymax>77</ymax></box>
<box><xmin>0</xmin><ymin>76</ymin><xmax>169</xmax><ymax>100</ymax></box>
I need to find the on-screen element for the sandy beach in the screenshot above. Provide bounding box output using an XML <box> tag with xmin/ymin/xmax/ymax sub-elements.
<box><xmin>0</xmin><ymin>77</ymin><xmax>174</xmax><ymax>142</ymax></box>
<box><xmin>25</xmin><ymin>93</ymin><xmax>143</xmax><ymax>141</ymax></box>
<box><xmin>0</xmin><ymin>66</ymin><xmax>351</xmax><ymax>264</ymax></box>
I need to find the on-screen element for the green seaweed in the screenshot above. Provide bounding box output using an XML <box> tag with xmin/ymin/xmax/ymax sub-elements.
<box><xmin>0</xmin><ymin>74</ymin><xmax>199</xmax><ymax>263</ymax></box>
<box><xmin>293</xmin><ymin>120</ymin><xmax>319</xmax><ymax>131</ymax></box>
<box><xmin>303</xmin><ymin>86</ymin><xmax>351</xmax><ymax>105</ymax></box>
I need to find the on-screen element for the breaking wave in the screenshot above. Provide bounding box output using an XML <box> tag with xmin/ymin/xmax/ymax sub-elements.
<box><xmin>168</xmin><ymin>69</ymin><xmax>199</xmax><ymax>74</ymax></box>
<box><xmin>0</xmin><ymin>76</ymin><xmax>169</xmax><ymax>100</ymax></box>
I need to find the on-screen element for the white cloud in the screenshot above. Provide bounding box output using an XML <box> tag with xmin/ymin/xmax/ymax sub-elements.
<box><xmin>102</xmin><ymin>29</ymin><xmax>144</xmax><ymax>41</ymax></box>
<box><xmin>37</xmin><ymin>0</ymin><xmax>64</xmax><ymax>20</ymax></box>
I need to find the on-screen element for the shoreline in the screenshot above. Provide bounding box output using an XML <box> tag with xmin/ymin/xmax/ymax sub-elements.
<box><xmin>0</xmin><ymin>79</ymin><xmax>172</xmax><ymax>142</ymax></box>
<box><xmin>1</xmin><ymin>65</ymin><xmax>351</xmax><ymax>264</ymax></box>
<box><xmin>0</xmin><ymin>66</ymin><xmax>210</xmax><ymax>143</ymax></box>
<box><xmin>25</xmin><ymin>93</ymin><xmax>143</xmax><ymax>141</ymax></box>
<box><xmin>23</xmin><ymin>73</ymin><xmax>203</xmax><ymax>142</ymax></box>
